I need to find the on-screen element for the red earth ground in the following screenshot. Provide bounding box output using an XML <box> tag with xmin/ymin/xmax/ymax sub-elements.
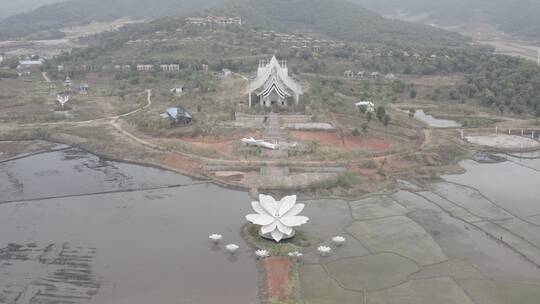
<box><xmin>289</xmin><ymin>131</ymin><xmax>395</xmax><ymax>152</ymax></box>
<box><xmin>177</xmin><ymin>131</ymin><xmax>262</xmax><ymax>157</ymax></box>
<box><xmin>262</xmin><ymin>257</ymin><xmax>292</xmax><ymax>302</ymax></box>
<box><xmin>350</xmin><ymin>156</ymin><xmax>412</xmax><ymax>180</ymax></box>
<box><xmin>162</xmin><ymin>153</ymin><xmax>202</xmax><ymax>173</ymax></box>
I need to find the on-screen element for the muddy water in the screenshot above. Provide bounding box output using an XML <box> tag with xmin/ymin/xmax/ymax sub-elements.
<box><xmin>414</xmin><ymin>109</ymin><xmax>461</xmax><ymax>128</ymax></box>
<box><xmin>0</xmin><ymin>148</ymin><xmax>259</xmax><ymax>304</ymax></box>
<box><xmin>442</xmin><ymin>159</ymin><xmax>540</xmax><ymax>217</ymax></box>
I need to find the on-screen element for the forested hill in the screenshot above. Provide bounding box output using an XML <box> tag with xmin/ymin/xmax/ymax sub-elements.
<box><xmin>351</xmin><ymin>0</ymin><xmax>540</xmax><ymax>42</ymax></box>
<box><xmin>0</xmin><ymin>0</ymin><xmax>222</xmax><ymax>40</ymax></box>
<box><xmin>0</xmin><ymin>0</ymin><xmax>63</xmax><ymax>19</ymax></box>
<box><xmin>212</xmin><ymin>0</ymin><xmax>468</xmax><ymax>48</ymax></box>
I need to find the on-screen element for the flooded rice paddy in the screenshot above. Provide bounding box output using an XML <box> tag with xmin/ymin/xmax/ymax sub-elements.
<box><xmin>2</xmin><ymin>146</ymin><xmax>540</xmax><ymax>303</ymax></box>
<box><xmin>0</xmin><ymin>148</ymin><xmax>259</xmax><ymax>304</ymax></box>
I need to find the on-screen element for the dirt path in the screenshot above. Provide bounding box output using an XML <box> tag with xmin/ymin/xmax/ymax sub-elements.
<box><xmin>41</xmin><ymin>72</ymin><xmax>51</xmax><ymax>83</ymax></box>
<box><xmin>420</xmin><ymin>129</ymin><xmax>432</xmax><ymax>150</ymax></box>
<box><xmin>16</xmin><ymin>89</ymin><xmax>152</xmax><ymax>127</ymax></box>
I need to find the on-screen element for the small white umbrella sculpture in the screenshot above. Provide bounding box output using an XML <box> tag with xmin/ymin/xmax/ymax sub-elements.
<box><xmin>317</xmin><ymin>246</ymin><xmax>332</xmax><ymax>257</ymax></box>
<box><xmin>288</xmin><ymin>251</ymin><xmax>303</xmax><ymax>261</ymax></box>
<box><xmin>209</xmin><ymin>234</ymin><xmax>223</xmax><ymax>244</ymax></box>
<box><xmin>246</xmin><ymin>194</ymin><xmax>309</xmax><ymax>243</ymax></box>
<box><xmin>255</xmin><ymin>249</ymin><xmax>270</xmax><ymax>259</ymax></box>
<box><xmin>331</xmin><ymin>236</ymin><xmax>346</xmax><ymax>247</ymax></box>
<box><xmin>225</xmin><ymin>244</ymin><xmax>239</xmax><ymax>255</ymax></box>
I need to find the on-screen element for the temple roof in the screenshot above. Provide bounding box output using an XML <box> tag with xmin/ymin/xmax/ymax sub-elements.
<box><xmin>246</xmin><ymin>56</ymin><xmax>303</xmax><ymax>96</ymax></box>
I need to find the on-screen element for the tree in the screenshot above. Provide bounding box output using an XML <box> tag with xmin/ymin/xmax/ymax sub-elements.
<box><xmin>409</xmin><ymin>89</ymin><xmax>417</xmax><ymax>99</ymax></box>
<box><xmin>361</xmin><ymin>123</ymin><xmax>368</xmax><ymax>132</ymax></box>
<box><xmin>408</xmin><ymin>109</ymin><xmax>416</xmax><ymax>119</ymax></box>
<box><xmin>367</xmin><ymin>111</ymin><xmax>373</xmax><ymax>123</ymax></box>
<box><xmin>376</xmin><ymin>106</ymin><xmax>386</xmax><ymax>121</ymax></box>
<box><xmin>383</xmin><ymin>114</ymin><xmax>391</xmax><ymax>127</ymax></box>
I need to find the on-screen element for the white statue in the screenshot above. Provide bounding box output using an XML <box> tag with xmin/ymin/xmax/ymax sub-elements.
<box><xmin>246</xmin><ymin>194</ymin><xmax>309</xmax><ymax>242</ymax></box>
<box><xmin>56</xmin><ymin>94</ymin><xmax>70</xmax><ymax>109</ymax></box>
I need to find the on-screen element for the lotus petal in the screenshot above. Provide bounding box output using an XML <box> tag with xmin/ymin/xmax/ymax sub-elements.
<box><xmin>283</xmin><ymin>203</ymin><xmax>304</xmax><ymax>217</ymax></box>
<box><xmin>276</xmin><ymin>221</ymin><xmax>293</xmax><ymax>236</ymax></box>
<box><xmin>251</xmin><ymin>201</ymin><xmax>270</xmax><ymax>216</ymax></box>
<box><xmin>259</xmin><ymin>194</ymin><xmax>278</xmax><ymax>216</ymax></box>
<box><xmin>261</xmin><ymin>221</ymin><xmax>278</xmax><ymax>235</ymax></box>
<box><xmin>280</xmin><ymin>215</ymin><xmax>309</xmax><ymax>227</ymax></box>
<box><xmin>278</xmin><ymin>195</ymin><xmax>297</xmax><ymax>217</ymax></box>
<box><xmin>271</xmin><ymin>229</ymin><xmax>284</xmax><ymax>242</ymax></box>
<box><xmin>246</xmin><ymin>214</ymin><xmax>275</xmax><ymax>226</ymax></box>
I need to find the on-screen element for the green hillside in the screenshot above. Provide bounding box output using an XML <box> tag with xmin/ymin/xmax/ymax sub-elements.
<box><xmin>213</xmin><ymin>0</ymin><xmax>467</xmax><ymax>48</ymax></box>
<box><xmin>0</xmin><ymin>0</ymin><xmax>222</xmax><ymax>40</ymax></box>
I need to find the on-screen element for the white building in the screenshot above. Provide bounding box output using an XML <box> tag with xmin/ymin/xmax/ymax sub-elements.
<box><xmin>17</xmin><ymin>59</ymin><xmax>44</xmax><ymax>70</ymax></box>
<box><xmin>170</xmin><ymin>86</ymin><xmax>184</xmax><ymax>95</ymax></box>
<box><xmin>385</xmin><ymin>73</ymin><xmax>397</xmax><ymax>80</ymax></box>
<box><xmin>344</xmin><ymin>70</ymin><xmax>354</xmax><ymax>78</ymax></box>
<box><xmin>222</xmin><ymin>68</ymin><xmax>232</xmax><ymax>77</ymax></box>
<box><xmin>160</xmin><ymin>64</ymin><xmax>180</xmax><ymax>72</ymax></box>
<box><xmin>356</xmin><ymin>101</ymin><xmax>375</xmax><ymax>113</ymax></box>
<box><xmin>137</xmin><ymin>65</ymin><xmax>153</xmax><ymax>72</ymax></box>
<box><xmin>186</xmin><ymin>16</ymin><xmax>242</xmax><ymax>26</ymax></box>
<box><xmin>246</xmin><ymin>56</ymin><xmax>303</xmax><ymax>108</ymax></box>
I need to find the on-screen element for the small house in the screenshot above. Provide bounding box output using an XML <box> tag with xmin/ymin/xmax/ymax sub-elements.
<box><xmin>79</xmin><ymin>83</ymin><xmax>90</xmax><ymax>94</ymax></box>
<box><xmin>165</xmin><ymin>107</ymin><xmax>192</xmax><ymax>125</ymax></box>
<box><xmin>355</xmin><ymin>101</ymin><xmax>375</xmax><ymax>113</ymax></box>
<box><xmin>160</xmin><ymin>64</ymin><xmax>180</xmax><ymax>72</ymax></box>
<box><xmin>170</xmin><ymin>86</ymin><xmax>184</xmax><ymax>96</ymax></box>
<box><xmin>344</xmin><ymin>70</ymin><xmax>354</xmax><ymax>78</ymax></box>
<box><xmin>385</xmin><ymin>73</ymin><xmax>397</xmax><ymax>80</ymax></box>
<box><xmin>17</xmin><ymin>59</ymin><xmax>43</xmax><ymax>71</ymax></box>
<box><xmin>137</xmin><ymin>65</ymin><xmax>154</xmax><ymax>72</ymax></box>
<box><xmin>222</xmin><ymin>68</ymin><xmax>232</xmax><ymax>77</ymax></box>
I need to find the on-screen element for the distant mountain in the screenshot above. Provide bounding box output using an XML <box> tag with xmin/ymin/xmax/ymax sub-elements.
<box><xmin>211</xmin><ymin>0</ymin><xmax>467</xmax><ymax>48</ymax></box>
<box><xmin>351</xmin><ymin>0</ymin><xmax>540</xmax><ymax>41</ymax></box>
<box><xmin>0</xmin><ymin>0</ymin><xmax>223</xmax><ymax>40</ymax></box>
<box><xmin>0</xmin><ymin>0</ymin><xmax>469</xmax><ymax>49</ymax></box>
<box><xmin>0</xmin><ymin>0</ymin><xmax>64</xmax><ymax>19</ymax></box>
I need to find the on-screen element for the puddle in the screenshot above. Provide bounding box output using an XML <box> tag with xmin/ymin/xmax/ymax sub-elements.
<box><xmin>413</xmin><ymin>109</ymin><xmax>461</xmax><ymax>128</ymax></box>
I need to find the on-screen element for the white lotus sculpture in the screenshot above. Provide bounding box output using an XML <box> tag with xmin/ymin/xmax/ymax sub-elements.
<box><xmin>246</xmin><ymin>194</ymin><xmax>309</xmax><ymax>243</ymax></box>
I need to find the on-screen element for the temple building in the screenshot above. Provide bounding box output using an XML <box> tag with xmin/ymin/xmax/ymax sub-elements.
<box><xmin>246</xmin><ymin>56</ymin><xmax>303</xmax><ymax>108</ymax></box>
